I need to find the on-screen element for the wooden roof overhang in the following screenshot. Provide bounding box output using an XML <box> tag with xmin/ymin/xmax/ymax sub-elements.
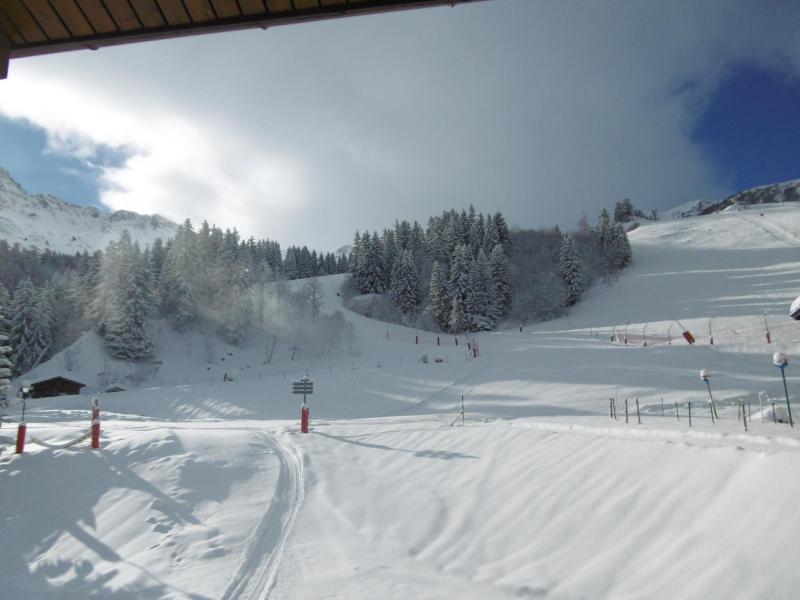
<box><xmin>0</xmin><ymin>1</ymin><xmax>484</xmax><ymax>79</ymax></box>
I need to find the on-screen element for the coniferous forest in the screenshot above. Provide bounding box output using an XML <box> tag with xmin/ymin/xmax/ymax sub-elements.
<box><xmin>347</xmin><ymin>206</ymin><xmax>631</xmax><ymax>331</ymax></box>
<box><xmin>0</xmin><ymin>206</ymin><xmax>631</xmax><ymax>387</ymax></box>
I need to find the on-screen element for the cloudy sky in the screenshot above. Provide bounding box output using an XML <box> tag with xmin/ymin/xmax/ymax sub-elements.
<box><xmin>1</xmin><ymin>0</ymin><xmax>800</xmax><ymax>251</ymax></box>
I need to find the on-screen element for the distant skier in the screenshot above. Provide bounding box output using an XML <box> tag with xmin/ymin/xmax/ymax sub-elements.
<box><xmin>223</xmin><ymin>372</ymin><xmax>232</xmax><ymax>382</ymax></box>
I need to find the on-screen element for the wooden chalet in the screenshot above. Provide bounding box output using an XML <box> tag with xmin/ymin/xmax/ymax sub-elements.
<box><xmin>29</xmin><ymin>376</ymin><xmax>86</xmax><ymax>398</ymax></box>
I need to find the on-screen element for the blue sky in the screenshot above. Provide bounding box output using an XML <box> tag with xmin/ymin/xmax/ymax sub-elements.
<box><xmin>1</xmin><ymin>0</ymin><xmax>800</xmax><ymax>249</ymax></box>
<box><xmin>0</xmin><ymin>115</ymin><xmax>127</xmax><ymax>207</ymax></box>
<box><xmin>692</xmin><ymin>65</ymin><xmax>800</xmax><ymax>192</ymax></box>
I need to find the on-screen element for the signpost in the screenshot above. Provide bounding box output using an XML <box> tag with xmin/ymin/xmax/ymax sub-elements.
<box><xmin>293</xmin><ymin>376</ymin><xmax>313</xmax><ymax>433</ymax></box>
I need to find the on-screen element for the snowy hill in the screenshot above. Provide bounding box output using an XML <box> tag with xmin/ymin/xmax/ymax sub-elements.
<box><xmin>0</xmin><ymin>167</ymin><xmax>177</xmax><ymax>253</ymax></box>
<box><xmin>3</xmin><ymin>206</ymin><xmax>800</xmax><ymax>598</ymax></box>
<box><xmin>669</xmin><ymin>178</ymin><xmax>800</xmax><ymax>218</ymax></box>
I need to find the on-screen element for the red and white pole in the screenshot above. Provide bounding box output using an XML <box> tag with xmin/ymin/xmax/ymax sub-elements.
<box><xmin>15</xmin><ymin>421</ymin><xmax>26</xmax><ymax>454</ymax></box>
<box><xmin>91</xmin><ymin>396</ymin><xmax>100</xmax><ymax>449</ymax></box>
<box><xmin>301</xmin><ymin>403</ymin><xmax>310</xmax><ymax>433</ymax></box>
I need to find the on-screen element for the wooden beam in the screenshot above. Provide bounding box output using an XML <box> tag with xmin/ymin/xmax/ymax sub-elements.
<box><xmin>0</xmin><ymin>28</ymin><xmax>9</xmax><ymax>79</ymax></box>
<box><xmin>9</xmin><ymin>0</ymin><xmax>485</xmax><ymax>58</ymax></box>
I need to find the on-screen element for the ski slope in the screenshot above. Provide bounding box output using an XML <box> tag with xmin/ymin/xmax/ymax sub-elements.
<box><xmin>3</xmin><ymin>204</ymin><xmax>800</xmax><ymax>599</ymax></box>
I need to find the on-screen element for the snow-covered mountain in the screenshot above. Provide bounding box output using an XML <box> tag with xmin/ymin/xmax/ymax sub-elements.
<box><xmin>669</xmin><ymin>178</ymin><xmax>800</xmax><ymax>218</ymax></box>
<box><xmin>0</xmin><ymin>167</ymin><xmax>177</xmax><ymax>253</ymax></box>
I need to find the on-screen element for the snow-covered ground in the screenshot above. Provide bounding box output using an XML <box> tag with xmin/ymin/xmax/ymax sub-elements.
<box><xmin>3</xmin><ymin>204</ymin><xmax>800</xmax><ymax>598</ymax></box>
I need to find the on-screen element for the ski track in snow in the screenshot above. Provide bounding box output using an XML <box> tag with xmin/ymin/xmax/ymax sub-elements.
<box><xmin>736</xmin><ymin>211</ymin><xmax>800</xmax><ymax>245</ymax></box>
<box><xmin>220</xmin><ymin>430</ymin><xmax>304</xmax><ymax>600</ymax></box>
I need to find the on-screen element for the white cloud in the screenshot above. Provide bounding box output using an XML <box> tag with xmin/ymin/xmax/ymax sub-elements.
<box><xmin>1</xmin><ymin>0</ymin><xmax>799</xmax><ymax>249</ymax></box>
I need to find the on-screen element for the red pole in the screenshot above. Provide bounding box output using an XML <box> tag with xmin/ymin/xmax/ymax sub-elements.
<box><xmin>15</xmin><ymin>422</ymin><xmax>26</xmax><ymax>454</ymax></box>
<box><xmin>301</xmin><ymin>405</ymin><xmax>310</xmax><ymax>433</ymax></box>
<box><xmin>91</xmin><ymin>396</ymin><xmax>100</xmax><ymax>449</ymax></box>
<box><xmin>766</xmin><ymin>332</ymin><xmax>772</xmax><ymax>344</ymax></box>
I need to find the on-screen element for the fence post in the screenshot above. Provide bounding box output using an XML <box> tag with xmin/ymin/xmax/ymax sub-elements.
<box><xmin>610</xmin><ymin>398</ymin><xmax>613</xmax><ymax>419</ymax></box>
<box><xmin>625</xmin><ymin>398</ymin><xmax>629</xmax><ymax>424</ymax></box>
<box><xmin>636</xmin><ymin>397</ymin><xmax>641</xmax><ymax>424</ymax></box>
<box><xmin>741</xmin><ymin>399</ymin><xmax>748</xmax><ymax>432</ymax></box>
<box><xmin>675</xmin><ymin>401</ymin><xmax>679</xmax><ymax>421</ymax></box>
<box><xmin>772</xmin><ymin>401</ymin><xmax>777</xmax><ymax>424</ymax></box>
<box><xmin>661</xmin><ymin>398</ymin><xmax>664</xmax><ymax>417</ymax></box>
<box><xmin>688</xmin><ymin>402</ymin><xmax>692</xmax><ymax>427</ymax></box>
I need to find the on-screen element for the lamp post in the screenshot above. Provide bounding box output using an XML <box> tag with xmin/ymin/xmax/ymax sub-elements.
<box><xmin>700</xmin><ymin>370</ymin><xmax>719</xmax><ymax>420</ymax></box>
<box><xmin>773</xmin><ymin>352</ymin><xmax>794</xmax><ymax>427</ymax></box>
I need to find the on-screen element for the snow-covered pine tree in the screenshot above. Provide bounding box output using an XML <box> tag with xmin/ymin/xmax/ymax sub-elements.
<box><xmin>391</xmin><ymin>250</ymin><xmax>420</xmax><ymax>314</ymax></box>
<box><xmin>484</xmin><ymin>218</ymin><xmax>500</xmax><ymax>253</ymax></box>
<box><xmin>448</xmin><ymin>244</ymin><xmax>471</xmax><ymax>331</ymax></box>
<box><xmin>464</xmin><ymin>249</ymin><xmax>498</xmax><ymax>331</ymax></box>
<box><xmin>361</xmin><ymin>232</ymin><xmax>385</xmax><ymax>294</ymax></box>
<box><xmin>489</xmin><ymin>244</ymin><xmax>512</xmax><ymax>315</ymax></box>
<box><xmin>0</xmin><ymin>283</ymin><xmax>12</xmax><ymax>402</ymax></box>
<box><xmin>10</xmin><ymin>278</ymin><xmax>40</xmax><ymax>375</ymax></box>
<box><xmin>33</xmin><ymin>286</ymin><xmax>54</xmax><ymax>363</ymax></box>
<box><xmin>219</xmin><ymin>261</ymin><xmax>254</xmax><ymax>345</ymax></box>
<box><xmin>471</xmin><ymin>212</ymin><xmax>485</xmax><ymax>257</ymax></box>
<box><xmin>448</xmin><ymin>292</ymin><xmax>466</xmax><ymax>333</ymax></box>
<box><xmin>90</xmin><ymin>237</ymin><xmax>122</xmax><ymax>333</ymax></box>
<box><xmin>160</xmin><ymin>220</ymin><xmax>200</xmax><ymax>331</ymax></box>
<box><xmin>559</xmin><ymin>235</ymin><xmax>583</xmax><ymax>306</ymax></box>
<box><xmin>105</xmin><ymin>240</ymin><xmax>154</xmax><ymax>361</ymax></box>
<box><xmin>427</xmin><ymin>261</ymin><xmax>449</xmax><ymax>329</ymax></box>
<box><xmin>493</xmin><ymin>212</ymin><xmax>511</xmax><ymax>248</ymax></box>
<box><xmin>382</xmin><ymin>230</ymin><xmax>397</xmax><ymax>290</ymax></box>
<box><xmin>349</xmin><ymin>231</ymin><xmax>361</xmax><ymax>274</ymax></box>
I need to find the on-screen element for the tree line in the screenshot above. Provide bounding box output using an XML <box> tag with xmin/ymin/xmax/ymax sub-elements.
<box><xmin>346</xmin><ymin>206</ymin><xmax>631</xmax><ymax>332</ymax></box>
<box><xmin>0</xmin><ymin>222</ymin><xmax>348</xmax><ymax>381</ymax></box>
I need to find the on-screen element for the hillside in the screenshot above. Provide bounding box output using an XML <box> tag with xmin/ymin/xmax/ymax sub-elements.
<box><xmin>0</xmin><ymin>168</ymin><xmax>177</xmax><ymax>253</ymax></box>
<box><xmin>2</xmin><ymin>206</ymin><xmax>800</xmax><ymax>598</ymax></box>
<box><xmin>669</xmin><ymin>178</ymin><xmax>800</xmax><ymax>219</ymax></box>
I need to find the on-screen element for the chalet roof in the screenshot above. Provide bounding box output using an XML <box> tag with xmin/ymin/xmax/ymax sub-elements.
<box><xmin>1</xmin><ymin>1</ymin><xmax>483</xmax><ymax>79</ymax></box>
<box><xmin>31</xmin><ymin>376</ymin><xmax>86</xmax><ymax>388</ymax></box>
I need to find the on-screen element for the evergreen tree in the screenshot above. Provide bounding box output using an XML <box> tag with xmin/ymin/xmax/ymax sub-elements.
<box><xmin>106</xmin><ymin>242</ymin><xmax>154</xmax><ymax>361</ymax></box>
<box><xmin>614</xmin><ymin>198</ymin><xmax>634</xmax><ymax>223</ymax></box>
<box><xmin>427</xmin><ymin>261</ymin><xmax>449</xmax><ymax>329</ymax></box>
<box><xmin>219</xmin><ymin>263</ymin><xmax>253</xmax><ymax>345</ymax></box>
<box><xmin>160</xmin><ymin>220</ymin><xmax>199</xmax><ymax>331</ymax></box>
<box><xmin>559</xmin><ymin>235</ymin><xmax>583</xmax><ymax>306</ymax></box>
<box><xmin>448</xmin><ymin>293</ymin><xmax>466</xmax><ymax>333</ymax></box>
<box><xmin>361</xmin><ymin>232</ymin><xmax>386</xmax><ymax>294</ymax></box>
<box><xmin>10</xmin><ymin>278</ymin><xmax>40</xmax><ymax>375</ymax></box>
<box><xmin>489</xmin><ymin>244</ymin><xmax>512</xmax><ymax>315</ymax></box>
<box><xmin>606</xmin><ymin>223</ymin><xmax>632</xmax><ymax>270</ymax></box>
<box><xmin>0</xmin><ymin>283</ymin><xmax>12</xmax><ymax>402</ymax></box>
<box><xmin>391</xmin><ymin>250</ymin><xmax>419</xmax><ymax>314</ymax></box>
<box><xmin>484</xmin><ymin>218</ymin><xmax>500</xmax><ymax>253</ymax></box>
